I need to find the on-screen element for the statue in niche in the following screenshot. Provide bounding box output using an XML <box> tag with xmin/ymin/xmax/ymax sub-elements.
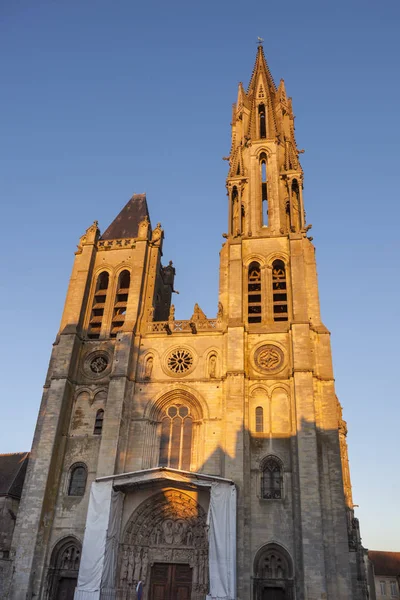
<box><xmin>232</xmin><ymin>197</ymin><xmax>240</xmax><ymax>236</ymax></box>
<box><xmin>148</xmin><ymin>305</ymin><xmax>155</xmax><ymax>322</ymax></box>
<box><xmin>290</xmin><ymin>181</ymin><xmax>300</xmax><ymax>231</ymax></box>
<box><xmin>144</xmin><ymin>356</ymin><xmax>153</xmax><ymax>379</ymax></box>
<box><xmin>209</xmin><ymin>355</ymin><xmax>217</xmax><ymax>378</ymax></box>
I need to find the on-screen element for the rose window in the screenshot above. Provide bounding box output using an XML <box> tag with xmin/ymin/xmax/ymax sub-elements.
<box><xmin>167</xmin><ymin>348</ymin><xmax>194</xmax><ymax>375</ymax></box>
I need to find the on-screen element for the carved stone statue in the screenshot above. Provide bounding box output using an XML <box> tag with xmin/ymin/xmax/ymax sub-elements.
<box><xmin>191</xmin><ymin>303</ymin><xmax>207</xmax><ymax>324</ymax></box>
<box><xmin>209</xmin><ymin>355</ymin><xmax>217</xmax><ymax>378</ymax></box>
<box><xmin>168</xmin><ymin>304</ymin><xmax>175</xmax><ymax>322</ymax></box>
<box><xmin>148</xmin><ymin>305</ymin><xmax>155</xmax><ymax>322</ymax></box>
<box><xmin>144</xmin><ymin>356</ymin><xmax>153</xmax><ymax>379</ymax></box>
<box><xmin>138</xmin><ymin>215</ymin><xmax>150</xmax><ymax>239</ymax></box>
<box><xmin>232</xmin><ymin>197</ymin><xmax>240</xmax><ymax>236</ymax></box>
<box><xmin>151</xmin><ymin>222</ymin><xmax>163</xmax><ymax>246</ymax></box>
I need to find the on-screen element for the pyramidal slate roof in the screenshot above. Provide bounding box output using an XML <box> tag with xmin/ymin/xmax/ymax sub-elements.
<box><xmin>369</xmin><ymin>551</ymin><xmax>400</xmax><ymax>576</ymax></box>
<box><xmin>0</xmin><ymin>452</ymin><xmax>29</xmax><ymax>498</ymax></box>
<box><xmin>100</xmin><ymin>193</ymin><xmax>150</xmax><ymax>241</ymax></box>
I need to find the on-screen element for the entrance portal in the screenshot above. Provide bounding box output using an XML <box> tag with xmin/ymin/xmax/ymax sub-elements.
<box><xmin>150</xmin><ymin>563</ymin><xmax>192</xmax><ymax>600</ymax></box>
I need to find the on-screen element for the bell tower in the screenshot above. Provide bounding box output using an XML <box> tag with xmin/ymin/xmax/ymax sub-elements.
<box><xmin>218</xmin><ymin>44</ymin><xmax>367</xmax><ymax>600</ymax></box>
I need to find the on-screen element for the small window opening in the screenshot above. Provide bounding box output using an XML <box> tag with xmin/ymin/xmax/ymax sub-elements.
<box><xmin>272</xmin><ymin>260</ymin><xmax>288</xmax><ymax>322</ymax></box>
<box><xmin>88</xmin><ymin>272</ymin><xmax>109</xmax><ymax>339</ymax></box>
<box><xmin>110</xmin><ymin>270</ymin><xmax>130</xmax><ymax>338</ymax></box>
<box><xmin>255</xmin><ymin>406</ymin><xmax>264</xmax><ymax>433</ymax></box>
<box><xmin>258</xmin><ymin>104</ymin><xmax>266</xmax><ymax>139</ymax></box>
<box><xmin>260</xmin><ymin>153</ymin><xmax>268</xmax><ymax>226</ymax></box>
<box><xmin>68</xmin><ymin>465</ymin><xmax>87</xmax><ymax>496</ymax></box>
<box><xmin>261</xmin><ymin>457</ymin><xmax>282</xmax><ymax>499</ymax></box>
<box><xmin>93</xmin><ymin>409</ymin><xmax>104</xmax><ymax>435</ymax></box>
<box><xmin>248</xmin><ymin>262</ymin><xmax>262</xmax><ymax>324</ymax></box>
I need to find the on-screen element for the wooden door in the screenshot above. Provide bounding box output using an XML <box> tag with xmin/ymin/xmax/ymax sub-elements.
<box><xmin>57</xmin><ymin>577</ymin><xmax>77</xmax><ymax>600</ymax></box>
<box><xmin>150</xmin><ymin>563</ymin><xmax>192</xmax><ymax>600</ymax></box>
<box><xmin>262</xmin><ymin>587</ymin><xmax>286</xmax><ymax>600</ymax></box>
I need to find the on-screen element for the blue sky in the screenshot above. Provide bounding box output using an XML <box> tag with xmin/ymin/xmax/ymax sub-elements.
<box><xmin>1</xmin><ymin>0</ymin><xmax>399</xmax><ymax>550</ymax></box>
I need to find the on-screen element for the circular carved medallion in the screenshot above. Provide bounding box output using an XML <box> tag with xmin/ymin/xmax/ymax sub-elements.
<box><xmin>83</xmin><ymin>351</ymin><xmax>111</xmax><ymax>379</ymax></box>
<box><xmin>90</xmin><ymin>355</ymin><xmax>108</xmax><ymax>373</ymax></box>
<box><xmin>254</xmin><ymin>344</ymin><xmax>284</xmax><ymax>373</ymax></box>
<box><xmin>166</xmin><ymin>348</ymin><xmax>194</xmax><ymax>375</ymax></box>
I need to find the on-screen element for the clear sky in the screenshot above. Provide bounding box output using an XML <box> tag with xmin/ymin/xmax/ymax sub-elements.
<box><xmin>1</xmin><ymin>0</ymin><xmax>399</xmax><ymax>551</ymax></box>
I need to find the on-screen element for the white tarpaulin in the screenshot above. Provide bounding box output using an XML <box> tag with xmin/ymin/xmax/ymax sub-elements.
<box><xmin>75</xmin><ymin>470</ymin><xmax>236</xmax><ymax>600</ymax></box>
<box><xmin>206</xmin><ymin>482</ymin><xmax>236</xmax><ymax>600</ymax></box>
<box><xmin>74</xmin><ymin>481</ymin><xmax>123</xmax><ymax>600</ymax></box>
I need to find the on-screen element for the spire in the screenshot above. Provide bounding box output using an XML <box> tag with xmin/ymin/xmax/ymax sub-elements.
<box><xmin>247</xmin><ymin>45</ymin><xmax>277</xmax><ymax>97</ymax></box>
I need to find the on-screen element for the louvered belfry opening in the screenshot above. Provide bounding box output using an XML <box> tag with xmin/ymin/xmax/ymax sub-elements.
<box><xmin>272</xmin><ymin>260</ymin><xmax>288</xmax><ymax>322</ymax></box>
<box><xmin>110</xmin><ymin>270</ymin><xmax>130</xmax><ymax>338</ymax></box>
<box><xmin>248</xmin><ymin>262</ymin><xmax>262</xmax><ymax>323</ymax></box>
<box><xmin>260</xmin><ymin>152</ymin><xmax>268</xmax><ymax>226</ymax></box>
<box><xmin>88</xmin><ymin>271</ymin><xmax>109</xmax><ymax>339</ymax></box>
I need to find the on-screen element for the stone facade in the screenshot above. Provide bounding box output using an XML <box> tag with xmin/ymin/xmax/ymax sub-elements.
<box><xmin>7</xmin><ymin>46</ymin><xmax>367</xmax><ymax>600</ymax></box>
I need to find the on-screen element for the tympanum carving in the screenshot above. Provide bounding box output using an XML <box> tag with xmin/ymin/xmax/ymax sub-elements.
<box><xmin>118</xmin><ymin>490</ymin><xmax>209</xmax><ymax>594</ymax></box>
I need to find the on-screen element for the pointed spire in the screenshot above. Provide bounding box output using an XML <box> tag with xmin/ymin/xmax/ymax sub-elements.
<box><xmin>247</xmin><ymin>45</ymin><xmax>277</xmax><ymax>97</ymax></box>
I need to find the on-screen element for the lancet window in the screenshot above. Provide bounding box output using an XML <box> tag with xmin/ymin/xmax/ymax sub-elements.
<box><xmin>159</xmin><ymin>404</ymin><xmax>193</xmax><ymax>471</ymax></box>
<box><xmin>248</xmin><ymin>262</ymin><xmax>262</xmax><ymax>324</ymax></box>
<box><xmin>258</xmin><ymin>104</ymin><xmax>266</xmax><ymax>138</ymax></box>
<box><xmin>110</xmin><ymin>269</ymin><xmax>130</xmax><ymax>338</ymax></box>
<box><xmin>255</xmin><ymin>406</ymin><xmax>264</xmax><ymax>433</ymax></box>
<box><xmin>261</xmin><ymin>457</ymin><xmax>283</xmax><ymax>499</ymax></box>
<box><xmin>260</xmin><ymin>153</ymin><xmax>268</xmax><ymax>226</ymax></box>
<box><xmin>93</xmin><ymin>409</ymin><xmax>104</xmax><ymax>435</ymax></box>
<box><xmin>232</xmin><ymin>186</ymin><xmax>240</xmax><ymax>235</ymax></box>
<box><xmin>272</xmin><ymin>260</ymin><xmax>288</xmax><ymax>322</ymax></box>
<box><xmin>68</xmin><ymin>464</ymin><xmax>87</xmax><ymax>497</ymax></box>
<box><xmin>88</xmin><ymin>271</ymin><xmax>109</xmax><ymax>339</ymax></box>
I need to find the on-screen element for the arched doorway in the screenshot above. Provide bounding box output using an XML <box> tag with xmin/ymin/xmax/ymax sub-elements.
<box><xmin>118</xmin><ymin>489</ymin><xmax>209</xmax><ymax>600</ymax></box>
<box><xmin>47</xmin><ymin>537</ymin><xmax>81</xmax><ymax>600</ymax></box>
<box><xmin>253</xmin><ymin>543</ymin><xmax>294</xmax><ymax>600</ymax></box>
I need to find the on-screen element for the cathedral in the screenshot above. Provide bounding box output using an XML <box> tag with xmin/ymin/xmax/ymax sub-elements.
<box><xmin>6</xmin><ymin>46</ymin><xmax>367</xmax><ymax>600</ymax></box>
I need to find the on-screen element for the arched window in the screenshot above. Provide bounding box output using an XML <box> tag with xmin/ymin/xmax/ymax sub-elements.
<box><xmin>68</xmin><ymin>464</ymin><xmax>87</xmax><ymax>496</ymax></box>
<box><xmin>93</xmin><ymin>409</ymin><xmax>104</xmax><ymax>435</ymax></box>
<box><xmin>255</xmin><ymin>406</ymin><xmax>264</xmax><ymax>433</ymax></box>
<box><xmin>159</xmin><ymin>404</ymin><xmax>193</xmax><ymax>471</ymax></box>
<box><xmin>248</xmin><ymin>262</ymin><xmax>262</xmax><ymax>324</ymax></box>
<box><xmin>111</xmin><ymin>270</ymin><xmax>130</xmax><ymax>338</ymax></box>
<box><xmin>272</xmin><ymin>260</ymin><xmax>288</xmax><ymax>322</ymax></box>
<box><xmin>260</xmin><ymin>153</ymin><xmax>268</xmax><ymax>226</ymax></box>
<box><xmin>261</xmin><ymin>457</ymin><xmax>282</xmax><ymax>499</ymax></box>
<box><xmin>258</xmin><ymin>104</ymin><xmax>266</xmax><ymax>138</ymax></box>
<box><xmin>88</xmin><ymin>271</ymin><xmax>109</xmax><ymax>339</ymax></box>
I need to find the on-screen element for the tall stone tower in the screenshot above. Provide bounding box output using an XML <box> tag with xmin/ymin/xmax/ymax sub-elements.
<box><xmin>7</xmin><ymin>46</ymin><xmax>366</xmax><ymax>600</ymax></box>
